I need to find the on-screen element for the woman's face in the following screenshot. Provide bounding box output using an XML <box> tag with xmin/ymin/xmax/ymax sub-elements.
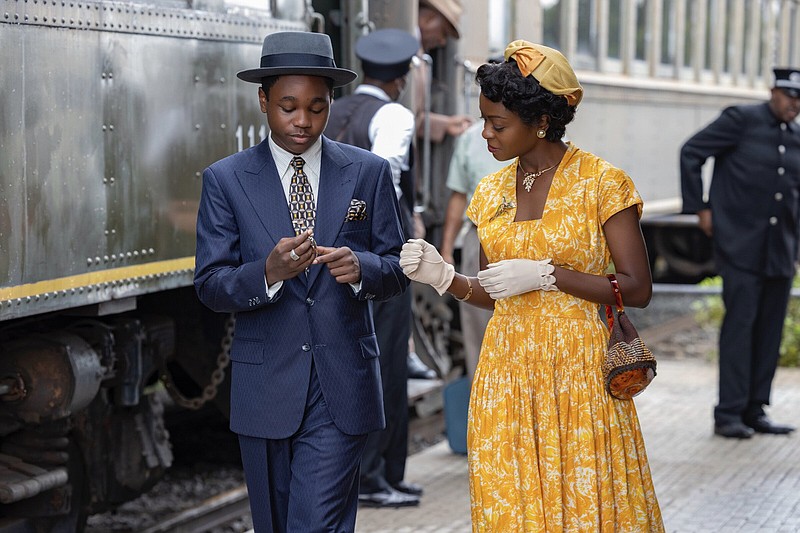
<box><xmin>478</xmin><ymin>93</ymin><xmax>539</xmax><ymax>162</ymax></box>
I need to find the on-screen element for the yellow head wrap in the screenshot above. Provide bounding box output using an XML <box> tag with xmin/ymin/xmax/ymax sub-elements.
<box><xmin>503</xmin><ymin>40</ymin><xmax>583</xmax><ymax>107</ymax></box>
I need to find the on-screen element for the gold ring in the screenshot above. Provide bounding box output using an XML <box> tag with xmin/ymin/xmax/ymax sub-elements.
<box><xmin>289</xmin><ymin>249</ymin><xmax>300</xmax><ymax>261</ymax></box>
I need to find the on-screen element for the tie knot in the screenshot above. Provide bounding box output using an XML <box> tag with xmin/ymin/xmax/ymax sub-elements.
<box><xmin>291</xmin><ymin>156</ymin><xmax>305</xmax><ymax>172</ymax></box>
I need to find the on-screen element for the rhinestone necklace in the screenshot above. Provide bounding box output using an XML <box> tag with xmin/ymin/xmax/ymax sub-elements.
<box><xmin>519</xmin><ymin>159</ymin><xmax>558</xmax><ymax>192</ymax></box>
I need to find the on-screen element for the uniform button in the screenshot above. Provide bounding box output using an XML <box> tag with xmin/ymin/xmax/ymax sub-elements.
<box><xmin>775</xmin><ymin>192</ymin><xmax>784</xmax><ymax>201</ymax></box>
<box><xmin>778</xmin><ymin>145</ymin><xmax>786</xmax><ymax>154</ymax></box>
<box><xmin>778</xmin><ymin>167</ymin><xmax>785</xmax><ymax>175</ymax></box>
<box><xmin>769</xmin><ymin>216</ymin><xmax>778</xmax><ymax>225</ymax></box>
<box><xmin>306</xmin><ymin>297</ymin><xmax>314</xmax><ymax>306</ymax></box>
<box><xmin>781</xmin><ymin>123</ymin><xmax>788</xmax><ymax>130</ymax></box>
<box><xmin>302</xmin><ymin>343</ymin><xmax>311</xmax><ymax>352</ymax></box>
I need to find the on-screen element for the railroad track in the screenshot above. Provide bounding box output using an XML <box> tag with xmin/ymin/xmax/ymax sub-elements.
<box><xmin>137</xmin><ymin>486</ymin><xmax>250</xmax><ymax>533</ymax></box>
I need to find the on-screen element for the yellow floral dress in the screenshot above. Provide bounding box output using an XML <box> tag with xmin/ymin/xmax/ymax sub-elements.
<box><xmin>465</xmin><ymin>143</ymin><xmax>664</xmax><ymax>532</ymax></box>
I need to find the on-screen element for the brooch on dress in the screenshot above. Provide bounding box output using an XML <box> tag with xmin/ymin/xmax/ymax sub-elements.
<box><xmin>488</xmin><ymin>195</ymin><xmax>516</xmax><ymax>222</ymax></box>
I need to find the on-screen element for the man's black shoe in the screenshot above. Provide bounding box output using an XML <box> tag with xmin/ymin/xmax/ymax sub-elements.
<box><xmin>391</xmin><ymin>481</ymin><xmax>423</xmax><ymax>496</ymax></box>
<box><xmin>408</xmin><ymin>352</ymin><xmax>437</xmax><ymax>380</ymax></box>
<box><xmin>744</xmin><ymin>415</ymin><xmax>796</xmax><ymax>435</ymax></box>
<box><xmin>714</xmin><ymin>421</ymin><xmax>754</xmax><ymax>439</ymax></box>
<box><xmin>358</xmin><ymin>488</ymin><xmax>420</xmax><ymax>508</ymax></box>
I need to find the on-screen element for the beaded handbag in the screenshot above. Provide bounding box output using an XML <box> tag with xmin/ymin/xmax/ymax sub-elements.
<box><xmin>602</xmin><ymin>274</ymin><xmax>657</xmax><ymax>400</ymax></box>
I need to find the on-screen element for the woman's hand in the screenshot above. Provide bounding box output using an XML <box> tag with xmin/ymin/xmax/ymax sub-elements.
<box><xmin>400</xmin><ymin>239</ymin><xmax>455</xmax><ymax>295</ymax></box>
<box><xmin>477</xmin><ymin>258</ymin><xmax>557</xmax><ymax>299</ymax></box>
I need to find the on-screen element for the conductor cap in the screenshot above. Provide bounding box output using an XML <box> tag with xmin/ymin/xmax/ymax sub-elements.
<box><xmin>356</xmin><ymin>29</ymin><xmax>419</xmax><ymax>82</ymax></box>
<box><xmin>773</xmin><ymin>68</ymin><xmax>800</xmax><ymax>98</ymax></box>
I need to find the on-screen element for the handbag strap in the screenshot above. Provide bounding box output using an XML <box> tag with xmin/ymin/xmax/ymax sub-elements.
<box><xmin>605</xmin><ymin>273</ymin><xmax>625</xmax><ymax>330</ymax></box>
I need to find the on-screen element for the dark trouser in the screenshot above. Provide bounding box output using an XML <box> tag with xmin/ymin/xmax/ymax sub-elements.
<box><xmin>715</xmin><ymin>261</ymin><xmax>792</xmax><ymax>425</ymax></box>
<box><xmin>359</xmin><ymin>288</ymin><xmax>412</xmax><ymax>493</ymax></box>
<box><xmin>239</xmin><ymin>363</ymin><xmax>367</xmax><ymax>533</ymax></box>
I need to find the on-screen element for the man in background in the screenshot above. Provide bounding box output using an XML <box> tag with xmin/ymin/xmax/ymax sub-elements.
<box><xmin>440</xmin><ymin>119</ymin><xmax>505</xmax><ymax>379</ymax></box>
<box><xmin>415</xmin><ymin>0</ymin><xmax>473</xmax><ymax>142</ymax></box>
<box><xmin>440</xmin><ymin>55</ymin><xmax>506</xmax><ymax>380</ymax></box>
<box><xmin>680</xmin><ymin>67</ymin><xmax>800</xmax><ymax>439</ymax></box>
<box><xmin>325</xmin><ymin>28</ymin><xmax>423</xmax><ymax>508</ymax></box>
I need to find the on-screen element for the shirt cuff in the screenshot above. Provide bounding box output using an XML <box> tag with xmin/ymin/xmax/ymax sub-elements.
<box><xmin>265</xmin><ymin>276</ymin><xmax>283</xmax><ymax>298</ymax></box>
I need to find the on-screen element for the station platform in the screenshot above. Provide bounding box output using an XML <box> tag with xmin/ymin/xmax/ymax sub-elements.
<box><xmin>355</xmin><ymin>357</ymin><xmax>800</xmax><ymax>532</ymax></box>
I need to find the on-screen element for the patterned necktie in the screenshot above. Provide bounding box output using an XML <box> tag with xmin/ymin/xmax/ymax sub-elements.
<box><xmin>289</xmin><ymin>156</ymin><xmax>316</xmax><ymax>236</ymax></box>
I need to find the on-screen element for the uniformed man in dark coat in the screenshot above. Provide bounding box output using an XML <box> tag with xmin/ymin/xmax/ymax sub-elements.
<box><xmin>325</xmin><ymin>28</ymin><xmax>424</xmax><ymax>507</ymax></box>
<box><xmin>681</xmin><ymin>67</ymin><xmax>800</xmax><ymax>439</ymax></box>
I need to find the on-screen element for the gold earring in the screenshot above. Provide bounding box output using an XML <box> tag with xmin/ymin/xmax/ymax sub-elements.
<box><xmin>537</xmin><ymin>129</ymin><xmax>546</xmax><ymax>139</ymax></box>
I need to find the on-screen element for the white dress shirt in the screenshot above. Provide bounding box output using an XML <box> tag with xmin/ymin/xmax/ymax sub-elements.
<box><xmin>269</xmin><ymin>133</ymin><xmax>322</xmax><ymax>202</ymax></box>
<box><xmin>354</xmin><ymin>84</ymin><xmax>415</xmax><ymax>200</ymax></box>
<box><xmin>264</xmin><ymin>134</ymin><xmax>360</xmax><ymax>296</ymax></box>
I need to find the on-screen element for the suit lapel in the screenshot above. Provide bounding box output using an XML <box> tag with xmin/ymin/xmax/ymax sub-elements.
<box><xmin>308</xmin><ymin>138</ymin><xmax>358</xmax><ymax>289</ymax></box>
<box><xmin>235</xmin><ymin>141</ymin><xmax>295</xmax><ymax>246</ymax></box>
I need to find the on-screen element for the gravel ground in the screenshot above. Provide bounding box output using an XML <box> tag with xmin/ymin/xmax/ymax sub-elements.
<box><xmin>85</xmin><ymin>410</ymin><xmax>251</xmax><ymax>532</ymax></box>
<box><xmin>85</xmin><ymin>291</ymin><xmax>720</xmax><ymax>532</ymax></box>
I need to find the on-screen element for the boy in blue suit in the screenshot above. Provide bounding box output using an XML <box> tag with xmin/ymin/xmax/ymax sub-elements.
<box><xmin>194</xmin><ymin>31</ymin><xmax>408</xmax><ymax>532</ymax></box>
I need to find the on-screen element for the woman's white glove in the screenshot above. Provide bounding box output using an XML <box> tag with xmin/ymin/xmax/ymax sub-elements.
<box><xmin>399</xmin><ymin>239</ymin><xmax>455</xmax><ymax>295</ymax></box>
<box><xmin>477</xmin><ymin>258</ymin><xmax>557</xmax><ymax>299</ymax></box>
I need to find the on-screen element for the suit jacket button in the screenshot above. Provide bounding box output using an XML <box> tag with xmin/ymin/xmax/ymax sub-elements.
<box><xmin>306</xmin><ymin>298</ymin><xmax>314</xmax><ymax>306</ymax></box>
<box><xmin>302</xmin><ymin>343</ymin><xmax>311</xmax><ymax>352</ymax></box>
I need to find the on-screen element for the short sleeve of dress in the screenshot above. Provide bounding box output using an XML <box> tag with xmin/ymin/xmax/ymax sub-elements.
<box><xmin>465</xmin><ymin>182</ymin><xmax>482</xmax><ymax>225</ymax></box>
<box><xmin>597</xmin><ymin>168</ymin><xmax>643</xmax><ymax>225</ymax></box>
<box><xmin>466</xmin><ymin>174</ymin><xmax>503</xmax><ymax>227</ymax></box>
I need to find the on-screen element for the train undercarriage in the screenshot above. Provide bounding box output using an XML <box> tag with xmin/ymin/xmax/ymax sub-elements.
<box><xmin>0</xmin><ymin>289</ymin><xmax>232</xmax><ymax>531</ymax></box>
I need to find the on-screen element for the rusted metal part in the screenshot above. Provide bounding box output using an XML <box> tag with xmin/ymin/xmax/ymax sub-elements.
<box><xmin>0</xmin><ymin>375</ymin><xmax>26</xmax><ymax>403</ymax></box>
<box><xmin>0</xmin><ymin>333</ymin><xmax>103</xmax><ymax>425</ymax></box>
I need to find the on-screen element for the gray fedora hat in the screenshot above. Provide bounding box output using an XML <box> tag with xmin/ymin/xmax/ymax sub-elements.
<box><xmin>237</xmin><ymin>31</ymin><xmax>357</xmax><ymax>87</ymax></box>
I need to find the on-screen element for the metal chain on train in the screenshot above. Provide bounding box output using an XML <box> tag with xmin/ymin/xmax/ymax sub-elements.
<box><xmin>161</xmin><ymin>314</ymin><xmax>234</xmax><ymax>410</ymax></box>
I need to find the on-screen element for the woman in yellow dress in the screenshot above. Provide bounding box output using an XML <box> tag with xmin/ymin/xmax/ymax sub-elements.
<box><xmin>399</xmin><ymin>40</ymin><xmax>664</xmax><ymax>532</ymax></box>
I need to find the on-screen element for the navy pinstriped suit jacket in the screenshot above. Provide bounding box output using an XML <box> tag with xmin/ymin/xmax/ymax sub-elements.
<box><xmin>194</xmin><ymin>136</ymin><xmax>408</xmax><ymax>439</ymax></box>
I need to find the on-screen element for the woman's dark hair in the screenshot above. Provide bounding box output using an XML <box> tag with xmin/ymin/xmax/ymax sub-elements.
<box><xmin>475</xmin><ymin>60</ymin><xmax>576</xmax><ymax>142</ymax></box>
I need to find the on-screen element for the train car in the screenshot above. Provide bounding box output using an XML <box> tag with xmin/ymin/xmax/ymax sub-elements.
<box><xmin>0</xmin><ymin>0</ymin><xmax>310</xmax><ymax>528</ymax></box>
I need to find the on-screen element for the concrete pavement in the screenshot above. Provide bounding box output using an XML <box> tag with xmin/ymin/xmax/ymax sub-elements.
<box><xmin>355</xmin><ymin>357</ymin><xmax>800</xmax><ymax>532</ymax></box>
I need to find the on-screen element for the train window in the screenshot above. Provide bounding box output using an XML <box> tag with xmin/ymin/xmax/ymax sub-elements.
<box><xmin>542</xmin><ymin>0</ymin><xmax>561</xmax><ymax>50</ymax></box>
<box><xmin>224</xmin><ymin>0</ymin><xmax>304</xmax><ymax>21</ymax></box>
<box><xmin>224</xmin><ymin>0</ymin><xmax>271</xmax><ymax>11</ymax></box>
<box><xmin>487</xmin><ymin>0</ymin><xmax>512</xmax><ymax>56</ymax></box>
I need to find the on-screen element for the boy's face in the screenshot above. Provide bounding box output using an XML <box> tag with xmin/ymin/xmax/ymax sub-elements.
<box><xmin>260</xmin><ymin>75</ymin><xmax>332</xmax><ymax>155</ymax></box>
